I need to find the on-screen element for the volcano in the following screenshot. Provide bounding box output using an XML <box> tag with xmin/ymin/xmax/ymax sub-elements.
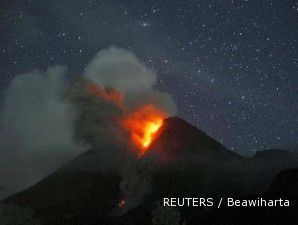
<box><xmin>1</xmin><ymin>117</ymin><xmax>298</xmax><ymax>225</ymax></box>
<box><xmin>150</xmin><ymin>116</ymin><xmax>240</xmax><ymax>159</ymax></box>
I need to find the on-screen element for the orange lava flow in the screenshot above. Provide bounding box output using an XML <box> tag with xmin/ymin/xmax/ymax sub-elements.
<box><xmin>123</xmin><ymin>104</ymin><xmax>166</xmax><ymax>156</ymax></box>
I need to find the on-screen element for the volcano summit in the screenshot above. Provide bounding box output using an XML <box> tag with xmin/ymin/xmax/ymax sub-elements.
<box><xmin>0</xmin><ymin>48</ymin><xmax>297</xmax><ymax>225</ymax></box>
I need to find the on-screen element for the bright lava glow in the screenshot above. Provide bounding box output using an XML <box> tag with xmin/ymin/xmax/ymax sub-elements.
<box><xmin>123</xmin><ymin>104</ymin><xmax>166</xmax><ymax>156</ymax></box>
<box><xmin>141</xmin><ymin>120</ymin><xmax>163</xmax><ymax>148</ymax></box>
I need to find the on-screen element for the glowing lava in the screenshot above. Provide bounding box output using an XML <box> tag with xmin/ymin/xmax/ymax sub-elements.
<box><xmin>88</xmin><ymin>83</ymin><xmax>166</xmax><ymax>156</ymax></box>
<box><xmin>123</xmin><ymin>104</ymin><xmax>166</xmax><ymax>156</ymax></box>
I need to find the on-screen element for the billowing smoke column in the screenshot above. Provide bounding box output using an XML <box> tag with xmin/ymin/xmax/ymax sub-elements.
<box><xmin>0</xmin><ymin>66</ymin><xmax>88</xmax><ymax>199</ymax></box>
<box><xmin>85</xmin><ymin>48</ymin><xmax>176</xmax><ymax>116</ymax></box>
<box><xmin>79</xmin><ymin>47</ymin><xmax>176</xmax><ymax>213</ymax></box>
<box><xmin>0</xmin><ymin>47</ymin><xmax>176</xmax><ymax>211</ymax></box>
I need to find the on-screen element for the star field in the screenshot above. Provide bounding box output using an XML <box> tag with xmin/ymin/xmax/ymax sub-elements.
<box><xmin>0</xmin><ymin>0</ymin><xmax>297</xmax><ymax>155</ymax></box>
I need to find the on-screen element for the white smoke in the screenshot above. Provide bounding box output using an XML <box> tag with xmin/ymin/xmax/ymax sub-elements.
<box><xmin>0</xmin><ymin>66</ymin><xmax>87</xmax><ymax>199</ymax></box>
<box><xmin>85</xmin><ymin>47</ymin><xmax>177</xmax><ymax>116</ymax></box>
<box><xmin>85</xmin><ymin>47</ymin><xmax>157</xmax><ymax>94</ymax></box>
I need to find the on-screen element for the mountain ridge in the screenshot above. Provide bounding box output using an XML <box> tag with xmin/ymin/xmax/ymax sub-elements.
<box><xmin>1</xmin><ymin>116</ymin><xmax>297</xmax><ymax>225</ymax></box>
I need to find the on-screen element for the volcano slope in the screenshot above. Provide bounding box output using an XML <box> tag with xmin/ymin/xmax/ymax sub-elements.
<box><xmin>1</xmin><ymin>117</ymin><xmax>298</xmax><ymax>225</ymax></box>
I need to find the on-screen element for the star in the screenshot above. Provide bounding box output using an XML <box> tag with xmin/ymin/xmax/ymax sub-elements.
<box><xmin>141</xmin><ymin>22</ymin><xmax>150</xmax><ymax>27</ymax></box>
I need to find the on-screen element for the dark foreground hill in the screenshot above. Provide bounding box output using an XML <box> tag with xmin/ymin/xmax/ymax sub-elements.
<box><xmin>1</xmin><ymin>117</ymin><xmax>298</xmax><ymax>225</ymax></box>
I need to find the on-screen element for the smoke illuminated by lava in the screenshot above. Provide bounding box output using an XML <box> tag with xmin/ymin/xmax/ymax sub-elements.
<box><xmin>88</xmin><ymin>83</ymin><xmax>123</xmax><ymax>107</ymax></box>
<box><xmin>87</xmin><ymin>81</ymin><xmax>166</xmax><ymax>156</ymax></box>
<box><xmin>75</xmin><ymin>47</ymin><xmax>175</xmax><ymax>213</ymax></box>
<box><xmin>0</xmin><ymin>47</ymin><xmax>176</xmax><ymax>210</ymax></box>
<box><xmin>123</xmin><ymin>104</ymin><xmax>166</xmax><ymax>156</ymax></box>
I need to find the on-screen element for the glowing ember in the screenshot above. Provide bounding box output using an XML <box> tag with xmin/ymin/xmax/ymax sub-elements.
<box><xmin>118</xmin><ymin>199</ymin><xmax>126</xmax><ymax>208</ymax></box>
<box><xmin>123</xmin><ymin>104</ymin><xmax>166</xmax><ymax>155</ymax></box>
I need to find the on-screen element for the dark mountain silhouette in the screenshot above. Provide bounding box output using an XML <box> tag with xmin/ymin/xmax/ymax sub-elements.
<box><xmin>151</xmin><ymin>117</ymin><xmax>240</xmax><ymax>159</ymax></box>
<box><xmin>253</xmin><ymin>149</ymin><xmax>297</xmax><ymax>161</ymax></box>
<box><xmin>204</xmin><ymin>168</ymin><xmax>298</xmax><ymax>225</ymax></box>
<box><xmin>269</xmin><ymin>168</ymin><xmax>298</xmax><ymax>196</ymax></box>
<box><xmin>1</xmin><ymin>117</ymin><xmax>297</xmax><ymax>225</ymax></box>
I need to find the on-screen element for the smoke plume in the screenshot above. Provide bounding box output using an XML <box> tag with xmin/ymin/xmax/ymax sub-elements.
<box><xmin>0</xmin><ymin>47</ymin><xmax>176</xmax><ymax>212</ymax></box>
<box><xmin>0</xmin><ymin>66</ymin><xmax>87</xmax><ymax>199</ymax></box>
<box><xmin>78</xmin><ymin>47</ymin><xmax>177</xmax><ymax>212</ymax></box>
<box><xmin>85</xmin><ymin>47</ymin><xmax>176</xmax><ymax>115</ymax></box>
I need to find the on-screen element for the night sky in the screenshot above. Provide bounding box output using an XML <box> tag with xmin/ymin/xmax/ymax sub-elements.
<box><xmin>0</xmin><ymin>0</ymin><xmax>297</xmax><ymax>155</ymax></box>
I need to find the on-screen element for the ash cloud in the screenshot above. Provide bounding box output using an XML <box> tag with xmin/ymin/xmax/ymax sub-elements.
<box><xmin>0</xmin><ymin>66</ymin><xmax>87</xmax><ymax>199</ymax></box>
<box><xmin>86</xmin><ymin>47</ymin><xmax>157</xmax><ymax>93</ymax></box>
<box><xmin>2</xmin><ymin>66</ymin><xmax>85</xmax><ymax>156</ymax></box>
<box><xmin>78</xmin><ymin>47</ymin><xmax>177</xmax><ymax>212</ymax></box>
<box><xmin>0</xmin><ymin>47</ymin><xmax>177</xmax><ymax>211</ymax></box>
<box><xmin>85</xmin><ymin>47</ymin><xmax>177</xmax><ymax>116</ymax></box>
